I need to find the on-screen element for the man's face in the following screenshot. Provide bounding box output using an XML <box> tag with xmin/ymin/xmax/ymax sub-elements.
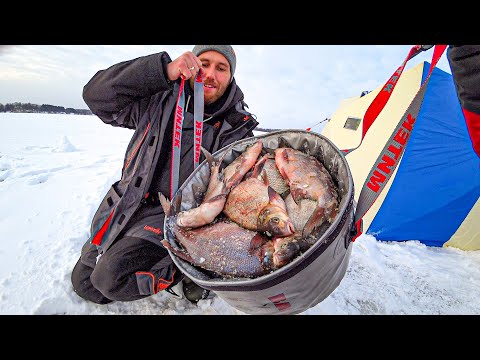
<box><xmin>190</xmin><ymin>50</ymin><xmax>231</xmax><ymax>105</ymax></box>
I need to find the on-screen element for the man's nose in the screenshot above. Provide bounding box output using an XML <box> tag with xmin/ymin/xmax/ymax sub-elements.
<box><xmin>202</xmin><ymin>67</ymin><xmax>215</xmax><ymax>80</ymax></box>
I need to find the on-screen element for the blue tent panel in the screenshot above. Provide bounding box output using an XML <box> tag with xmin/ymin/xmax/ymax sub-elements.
<box><xmin>368</xmin><ymin>63</ymin><xmax>480</xmax><ymax>247</ymax></box>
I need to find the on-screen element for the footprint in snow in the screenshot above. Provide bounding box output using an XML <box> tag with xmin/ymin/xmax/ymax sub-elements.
<box><xmin>26</xmin><ymin>174</ymin><xmax>49</xmax><ymax>185</ymax></box>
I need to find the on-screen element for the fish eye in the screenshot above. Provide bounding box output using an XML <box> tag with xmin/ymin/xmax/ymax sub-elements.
<box><xmin>271</xmin><ymin>217</ymin><xmax>280</xmax><ymax>223</ymax></box>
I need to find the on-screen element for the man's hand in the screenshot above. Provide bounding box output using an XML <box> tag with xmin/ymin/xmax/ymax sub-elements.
<box><xmin>166</xmin><ymin>51</ymin><xmax>203</xmax><ymax>81</ymax></box>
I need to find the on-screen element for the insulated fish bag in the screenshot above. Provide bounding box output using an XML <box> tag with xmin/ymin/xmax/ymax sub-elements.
<box><xmin>163</xmin><ymin>130</ymin><xmax>355</xmax><ymax>315</ymax></box>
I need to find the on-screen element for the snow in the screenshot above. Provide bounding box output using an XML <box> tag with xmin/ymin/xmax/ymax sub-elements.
<box><xmin>1</xmin><ymin>112</ymin><xmax>479</xmax><ymax>315</ymax></box>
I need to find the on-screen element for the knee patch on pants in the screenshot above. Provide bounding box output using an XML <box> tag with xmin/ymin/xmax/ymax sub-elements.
<box><xmin>135</xmin><ymin>255</ymin><xmax>183</xmax><ymax>296</ymax></box>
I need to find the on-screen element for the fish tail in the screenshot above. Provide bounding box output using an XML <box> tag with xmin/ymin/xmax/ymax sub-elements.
<box><xmin>201</xmin><ymin>145</ymin><xmax>231</xmax><ymax>168</ymax></box>
<box><xmin>200</xmin><ymin>146</ymin><xmax>214</xmax><ymax>167</ymax></box>
<box><xmin>159</xmin><ymin>193</ymin><xmax>171</xmax><ymax>217</ymax></box>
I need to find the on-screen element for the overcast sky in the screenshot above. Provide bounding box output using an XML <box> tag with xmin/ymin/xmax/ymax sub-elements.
<box><xmin>0</xmin><ymin>45</ymin><xmax>452</xmax><ymax>131</ymax></box>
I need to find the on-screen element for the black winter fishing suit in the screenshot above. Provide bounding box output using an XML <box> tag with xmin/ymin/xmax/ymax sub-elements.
<box><xmin>71</xmin><ymin>51</ymin><xmax>258</xmax><ymax>304</ymax></box>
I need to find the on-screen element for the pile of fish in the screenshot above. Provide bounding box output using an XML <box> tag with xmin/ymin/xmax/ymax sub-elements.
<box><xmin>160</xmin><ymin>139</ymin><xmax>340</xmax><ymax>279</ymax></box>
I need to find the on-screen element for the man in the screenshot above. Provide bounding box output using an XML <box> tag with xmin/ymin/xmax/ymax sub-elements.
<box><xmin>71</xmin><ymin>45</ymin><xmax>258</xmax><ymax>305</ymax></box>
<box><xmin>447</xmin><ymin>45</ymin><xmax>480</xmax><ymax>158</ymax></box>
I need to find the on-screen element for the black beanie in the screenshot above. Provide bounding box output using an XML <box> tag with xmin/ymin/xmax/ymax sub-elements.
<box><xmin>192</xmin><ymin>45</ymin><xmax>236</xmax><ymax>82</ymax></box>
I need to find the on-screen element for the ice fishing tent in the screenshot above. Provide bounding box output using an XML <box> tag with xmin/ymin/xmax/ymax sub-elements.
<box><xmin>322</xmin><ymin>61</ymin><xmax>480</xmax><ymax>251</ymax></box>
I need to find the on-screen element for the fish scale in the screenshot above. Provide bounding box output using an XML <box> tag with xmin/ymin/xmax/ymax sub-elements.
<box><xmin>259</xmin><ymin>156</ymin><xmax>289</xmax><ymax>196</ymax></box>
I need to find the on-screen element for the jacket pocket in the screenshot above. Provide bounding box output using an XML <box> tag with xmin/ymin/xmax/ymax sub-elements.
<box><xmin>90</xmin><ymin>181</ymin><xmax>122</xmax><ymax>233</ymax></box>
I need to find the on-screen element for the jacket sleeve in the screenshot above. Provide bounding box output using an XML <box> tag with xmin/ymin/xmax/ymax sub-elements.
<box><xmin>447</xmin><ymin>45</ymin><xmax>480</xmax><ymax>157</ymax></box>
<box><xmin>447</xmin><ymin>45</ymin><xmax>480</xmax><ymax>114</ymax></box>
<box><xmin>82</xmin><ymin>51</ymin><xmax>173</xmax><ymax>129</ymax></box>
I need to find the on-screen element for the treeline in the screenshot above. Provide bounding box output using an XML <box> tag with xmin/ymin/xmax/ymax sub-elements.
<box><xmin>255</xmin><ymin>127</ymin><xmax>281</xmax><ymax>133</ymax></box>
<box><xmin>0</xmin><ymin>102</ymin><xmax>92</xmax><ymax>115</ymax></box>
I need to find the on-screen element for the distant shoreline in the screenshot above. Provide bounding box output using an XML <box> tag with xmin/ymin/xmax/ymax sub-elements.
<box><xmin>0</xmin><ymin>102</ymin><xmax>92</xmax><ymax>115</ymax></box>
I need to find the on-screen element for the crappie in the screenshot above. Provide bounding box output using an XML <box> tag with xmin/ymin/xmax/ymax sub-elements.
<box><xmin>160</xmin><ymin>194</ymin><xmax>276</xmax><ymax>278</ymax></box>
<box><xmin>275</xmin><ymin>147</ymin><xmax>339</xmax><ymax>238</ymax></box>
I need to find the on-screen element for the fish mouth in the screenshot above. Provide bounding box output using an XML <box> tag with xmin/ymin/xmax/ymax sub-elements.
<box><xmin>272</xmin><ymin>237</ymin><xmax>300</xmax><ymax>268</ymax></box>
<box><xmin>287</xmin><ymin>222</ymin><xmax>295</xmax><ymax>235</ymax></box>
<box><xmin>275</xmin><ymin>220</ymin><xmax>295</xmax><ymax>237</ymax></box>
<box><xmin>263</xmin><ymin>214</ymin><xmax>296</xmax><ymax>237</ymax></box>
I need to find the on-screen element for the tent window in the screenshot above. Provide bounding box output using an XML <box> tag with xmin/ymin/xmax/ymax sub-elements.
<box><xmin>344</xmin><ymin>117</ymin><xmax>361</xmax><ymax>131</ymax></box>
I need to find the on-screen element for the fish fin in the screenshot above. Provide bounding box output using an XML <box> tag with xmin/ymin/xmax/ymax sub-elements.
<box><xmin>204</xmin><ymin>193</ymin><xmax>228</xmax><ymax>204</ymax></box>
<box><xmin>218</xmin><ymin>143</ymin><xmax>234</xmax><ymax>165</ymax></box>
<box><xmin>200</xmin><ymin>146</ymin><xmax>213</xmax><ymax>166</ymax></box>
<box><xmin>161</xmin><ymin>239</ymin><xmax>196</xmax><ymax>264</ymax></box>
<box><xmin>160</xmin><ymin>239</ymin><xmax>172</xmax><ymax>250</ymax></box>
<box><xmin>260</xmin><ymin>169</ymin><xmax>269</xmax><ymax>186</ymax></box>
<box><xmin>226</xmin><ymin>175</ymin><xmax>242</xmax><ymax>190</ymax></box>
<box><xmin>202</xmin><ymin>145</ymin><xmax>229</xmax><ymax>171</ymax></box>
<box><xmin>267</xmin><ymin>186</ymin><xmax>284</xmax><ymax>208</ymax></box>
<box><xmin>290</xmin><ymin>188</ymin><xmax>307</xmax><ymax>205</ymax></box>
<box><xmin>191</xmin><ymin>183</ymin><xmax>205</xmax><ymax>206</ymax></box>
<box><xmin>302</xmin><ymin>204</ymin><xmax>326</xmax><ymax>238</ymax></box>
<box><xmin>224</xmin><ymin>141</ymin><xmax>263</xmax><ymax>190</ymax></box>
<box><xmin>325</xmin><ymin>199</ymin><xmax>339</xmax><ymax>223</ymax></box>
<box><xmin>159</xmin><ymin>194</ymin><xmax>180</xmax><ymax>237</ymax></box>
<box><xmin>172</xmin><ymin>189</ymin><xmax>183</xmax><ymax>215</ymax></box>
<box><xmin>243</xmin><ymin>168</ymin><xmax>253</xmax><ymax>180</ymax></box>
<box><xmin>250</xmin><ymin>155</ymin><xmax>267</xmax><ymax>179</ymax></box>
<box><xmin>159</xmin><ymin>193</ymin><xmax>171</xmax><ymax>217</ymax></box>
<box><xmin>281</xmin><ymin>148</ymin><xmax>289</xmax><ymax>162</ymax></box>
<box><xmin>249</xmin><ymin>233</ymin><xmax>268</xmax><ymax>253</ymax></box>
<box><xmin>310</xmin><ymin>221</ymin><xmax>331</xmax><ymax>243</ymax></box>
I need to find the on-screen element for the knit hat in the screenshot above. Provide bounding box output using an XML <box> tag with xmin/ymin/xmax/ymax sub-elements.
<box><xmin>192</xmin><ymin>45</ymin><xmax>236</xmax><ymax>82</ymax></box>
